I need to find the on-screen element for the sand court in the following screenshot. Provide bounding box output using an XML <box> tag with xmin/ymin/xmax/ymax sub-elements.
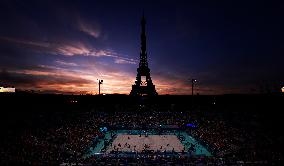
<box><xmin>107</xmin><ymin>134</ymin><xmax>184</xmax><ymax>153</ymax></box>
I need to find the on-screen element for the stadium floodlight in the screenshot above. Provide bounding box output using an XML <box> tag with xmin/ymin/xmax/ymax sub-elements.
<box><xmin>97</xmin><ymin>79</ymin><xmax>103</xmax><ymax>95</ymax></box>
<box><xmin>190</xmin><ymin>79</ymin><xmax>197</xmax><ymax>96</ymax></box>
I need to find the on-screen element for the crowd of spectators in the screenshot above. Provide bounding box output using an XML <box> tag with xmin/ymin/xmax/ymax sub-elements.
<box><xmin>0</xmin><ymin>103</ymin><xmax>283</xmax><ymax>165</ymax></box>
<box><xmin>190</xmin><ymin>113</ymin><xmax>283</xmax><ymax>163</ymax></box>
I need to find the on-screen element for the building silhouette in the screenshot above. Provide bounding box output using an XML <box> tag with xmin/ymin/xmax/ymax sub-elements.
<box><xmin>130</xmin><ymin>15</ymin><xmax>158</xmax><ymax>96</ymax></box>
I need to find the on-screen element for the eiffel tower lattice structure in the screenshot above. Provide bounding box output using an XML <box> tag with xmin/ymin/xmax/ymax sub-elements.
<box><xmin>130</xmin><ymin>15</ymin><xmax>158</xmax><ymax>96</ymax></box>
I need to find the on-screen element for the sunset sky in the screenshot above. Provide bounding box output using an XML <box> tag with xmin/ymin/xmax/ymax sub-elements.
<box><xmin>0</xmin><ymin>0</ymin><xmax>283</xmax><ymax>95</ymax></box>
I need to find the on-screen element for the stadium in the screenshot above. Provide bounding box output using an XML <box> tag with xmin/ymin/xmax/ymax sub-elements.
<box><xmin>1</xmin><ymin>0</ymin><xmax>284</xmax><ymax>165</ymax></box>
<box><xmin>0</xmin><ymin>94</ymin><xmax>283</xmax><ymax>165</ymax></box>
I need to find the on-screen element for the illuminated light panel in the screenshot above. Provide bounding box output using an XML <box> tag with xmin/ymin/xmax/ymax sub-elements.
<box><xmin>0</xmin><ymin>87</ymin><xmax>16</xmax><ymax>93</ymax></box>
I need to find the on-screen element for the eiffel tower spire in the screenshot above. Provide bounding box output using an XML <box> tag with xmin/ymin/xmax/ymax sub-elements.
<box><xmin>130</xmin><ymin>14</ymin><xmax>158</xmax><ymax>96</ymax></box>
<box><xmin>140</xmin><ymin>13</ymin><xmax>148</xmax><ymax>68</ymax></box>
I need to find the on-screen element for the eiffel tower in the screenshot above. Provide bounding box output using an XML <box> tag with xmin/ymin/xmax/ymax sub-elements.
<box><xmin>130</xmin><ymin>15</ymin><xmax>158</xmax><ymax>96</ymax></box>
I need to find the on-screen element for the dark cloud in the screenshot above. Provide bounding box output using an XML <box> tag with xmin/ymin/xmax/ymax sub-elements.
<box><xmin>0</xmin><ymin>69</ymin><xmax>92</xmax><ymax>88</ymax></box>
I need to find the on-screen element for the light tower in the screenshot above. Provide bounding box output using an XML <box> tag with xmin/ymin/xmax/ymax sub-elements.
<box><xmin>98</xmin><ymin>79</ymin><xmax>103</xmax><ymax>95</ymax></box>
<box><xmin>191</xmin><ymin>79</ymin><xmax>197</xmax><ymax>96</ymax></box>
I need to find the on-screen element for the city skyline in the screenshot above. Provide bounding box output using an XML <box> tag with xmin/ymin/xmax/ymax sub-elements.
<box><xmin>0</xmin><ymin>0</ymin><xmax>283</xmax><ymax>95</ymax></box>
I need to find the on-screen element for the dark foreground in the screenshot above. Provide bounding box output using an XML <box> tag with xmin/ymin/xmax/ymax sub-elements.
<box><xmin>0</xmin><ymin>93</ymin><xmax>283</xmax><ymax>165</ymax></box>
